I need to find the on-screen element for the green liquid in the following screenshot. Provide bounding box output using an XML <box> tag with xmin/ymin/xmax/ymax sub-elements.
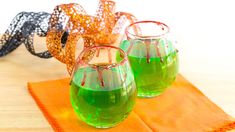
<box><xmin>128</xmin><ymin>52</ymin><xmax>178</xmax><ymax>97</ymax></box>
<box><xmin>118</xmin><ymin>40</ymin><xmax>179</xmax><ymax>97</ymax></box>
<box><xmin>70</xmin><ymin>68</ymin><xmax>136</xmax><ymax>128</ymax></box>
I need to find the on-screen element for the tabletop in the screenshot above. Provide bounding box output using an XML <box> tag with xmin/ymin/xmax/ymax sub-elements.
<box><xmin>0</xmin><ymin>1</ymin><xmax>235</xmax><ymax>131</ymax></box>
<box><xmin>0</xmin><ymin>34</ymin><xmax>235</xmax><ymax>131</ymax></box>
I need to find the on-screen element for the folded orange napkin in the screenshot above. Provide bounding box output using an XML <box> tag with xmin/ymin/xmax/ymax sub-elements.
<box><xmin>28</xmin><ymin>75</ymin><xmax>235</xmax><ymax>132</ymax></box>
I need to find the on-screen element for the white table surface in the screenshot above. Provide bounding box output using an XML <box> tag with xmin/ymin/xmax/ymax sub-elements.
<box><xmin>0</xmin><ymin>0</ymin><xmax>234</xmax><ymax>131</ymax></box>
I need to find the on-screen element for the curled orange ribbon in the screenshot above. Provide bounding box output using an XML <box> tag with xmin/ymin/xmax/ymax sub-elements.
<box><xmin>46</xmin><ymin>0</ymin><xmax>138</xmax><ymax>74</ymax></box>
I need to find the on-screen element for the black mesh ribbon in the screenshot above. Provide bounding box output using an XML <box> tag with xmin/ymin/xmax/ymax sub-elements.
<box><xmin>0</xmin><ymin>12</ymin><xmax>52</xmax><ymax>58</ymax></box>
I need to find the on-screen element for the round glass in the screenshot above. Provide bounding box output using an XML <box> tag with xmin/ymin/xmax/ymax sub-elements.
<box><xmin>119</xmin><ymin>21</ymin><xmax>179</xmax><ymax>97</ymax></box>
<box><xmin>70</xmin><ymin>45</ymin><xmax>137</xmax><ymax>128</ymax></box>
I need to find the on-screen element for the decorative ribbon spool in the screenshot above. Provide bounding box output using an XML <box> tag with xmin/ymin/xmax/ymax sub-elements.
<box><xmin>0</xmin><ymin>12</ymin><xmax>53</xmax><ymax>58</ymax></box>
<box><xmin>46</xmin><ymin>0</ymin><xmax>138</xmax><ymax>75</ymax></box>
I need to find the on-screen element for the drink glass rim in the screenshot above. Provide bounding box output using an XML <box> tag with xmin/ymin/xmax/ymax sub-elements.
<box><xmin>125</xmin><ymin>20</ymin><xmax>170</xmax><ymax>39</ymax></box>
<box><xmin>74</xmin><ymin>45</ymin><xmax>127</xmax><ymax>70</ymax></box>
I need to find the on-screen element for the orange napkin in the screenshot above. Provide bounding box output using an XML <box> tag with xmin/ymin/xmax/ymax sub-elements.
<box><xmin>28</xmin><ymin>75</ymin><xmax>235</xmax><ymax>132</ymax></box>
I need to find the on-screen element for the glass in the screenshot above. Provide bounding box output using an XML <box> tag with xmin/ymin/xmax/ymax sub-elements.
<box><xmin>70</xmin><ymin>45</ymin><xmax>137</xmax><ymax>128</ymax></box>
<box><xmin>118</xmin><ymin>21</ymin><xmax>179</xmax><ymax>97</ymax></box>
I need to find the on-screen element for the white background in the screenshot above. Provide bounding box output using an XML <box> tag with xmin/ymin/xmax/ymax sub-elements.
<box><xmin>0</xmin><ymin>0</ymin><xmax>235</xmax><ymax>117</ymax></box>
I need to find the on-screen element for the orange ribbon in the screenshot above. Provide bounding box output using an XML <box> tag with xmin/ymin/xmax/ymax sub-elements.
<box><xmin>46</xmin><ymin>1</ymin><xmax>137</xmax><ymax>74</ymax></box>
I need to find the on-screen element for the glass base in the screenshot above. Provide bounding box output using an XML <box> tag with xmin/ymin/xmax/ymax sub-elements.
<box><xmin>76</xmin><ymin>111</ymin><xmax>131</xmax><ymax>129</ymax></box>
<box><xmin>84</xmin><ymin>115</ymin><xmax>127</xmax><ymax>129</ymax></box>
<box><xmin>137</xmin><ymin>85</ymin><xmax>171</xmax><ymax>98</ymax></box>
<box><xmin>137</xmin><ymin>92</ymin><xmax>162</xmax><ymax>98</ymax></box>
<box><xmin>91</xmin><ymin>122</ymin><xmax>121</xmax><ymax>129</ymax></box>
